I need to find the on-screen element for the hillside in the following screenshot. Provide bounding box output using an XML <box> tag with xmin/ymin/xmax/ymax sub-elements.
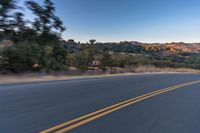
<box><xmin>62</xmin><ymin>40</ymin><xmax>200</xmax><ymax>55</ymax></box>
<box><xmin>143</xmin><ymin>42</ymin><xmax>200</xmax><ymax>55</ymax></box>
<box><xmin>1</xmin><ymin>38</ymin><xmax>200</xmax><ymax>73</ymax></box>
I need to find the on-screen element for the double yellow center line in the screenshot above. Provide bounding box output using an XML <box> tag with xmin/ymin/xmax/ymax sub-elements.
<box><xmin>40</xmin><ymin>80</ymin><xmax>200</xmax><ymax>133</ymax></box>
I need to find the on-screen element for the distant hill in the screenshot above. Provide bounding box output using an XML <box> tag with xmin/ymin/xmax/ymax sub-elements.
<box><xmin>62</xmin><ymin>40</ymin><xmax>200</xmax><ymax>55</ymax></box>
<box><xmin>143</xmin><ymin>42</ymin><xmax>200</xmax><ymax>55</ymax></box>
<box><xmin>1</xmin><ymin>39</ymin><xmax>199</xmax><ymax>55</ymax></box>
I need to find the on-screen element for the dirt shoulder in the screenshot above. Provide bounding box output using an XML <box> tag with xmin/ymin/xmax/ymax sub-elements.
<box><xmin>0</xmin><ymin>68</ymin><xmax>199</xmax><ymax>85</ymax></box>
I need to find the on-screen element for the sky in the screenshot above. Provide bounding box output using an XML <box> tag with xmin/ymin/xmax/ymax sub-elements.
<box><xmin>19</xmin><ymin>0</ymin><xmax>200</xmax><ymax>43</ymax></box>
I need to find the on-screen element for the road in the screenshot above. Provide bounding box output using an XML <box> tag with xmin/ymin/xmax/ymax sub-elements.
<box><xmin>0</xmin><ymin>73</ymin><xmax>200</xmax><ymax>133</ymax></box>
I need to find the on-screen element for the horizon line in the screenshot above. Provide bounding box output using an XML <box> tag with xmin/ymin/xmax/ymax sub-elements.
<box><xmin>63</xmin><ymin>38</ymin><xmax>200</xmax><ymax>44</ymax></box>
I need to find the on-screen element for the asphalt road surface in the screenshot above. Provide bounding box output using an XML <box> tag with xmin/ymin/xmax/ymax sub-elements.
<box><xmin>0</xmin><ymin>73</ymin><xmax>200</xmax><ymax>133</ymax></box>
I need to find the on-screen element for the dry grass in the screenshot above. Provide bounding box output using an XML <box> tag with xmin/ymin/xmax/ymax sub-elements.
<box><xmin>0</xmin><ymin>66</ymin><xmax>199</xmax><ymax>84</ymax></box>
<box><xmin>129</xmin><ymin>66</ymin><xmax>200</xmax><ymax>73</ymax></box>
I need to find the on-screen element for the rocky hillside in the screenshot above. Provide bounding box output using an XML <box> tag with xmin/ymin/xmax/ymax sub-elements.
<box><xmin>142</xmin><ymin>42</ymin><xmax>200</xmax><ymax>56</ymax></box>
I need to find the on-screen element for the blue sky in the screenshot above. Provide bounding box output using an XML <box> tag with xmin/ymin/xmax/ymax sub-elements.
<box><xmin>20</xmin><ymin>0</ymin><xmax>200</xmax><ymax>43</ymax></box>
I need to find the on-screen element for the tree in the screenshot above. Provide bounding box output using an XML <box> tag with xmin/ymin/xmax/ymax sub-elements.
<box><xmin>0</xmin><ymin>0</ymin><xmax>68</xmax><ymax>73</ymax></box>
<box><xmin>100</xmin><ymin>51</ymin><xmax>114</xmax><ymax>71</ymax></box>
<box><xmin>0</xmin><ymin>0</ymin><xmax>19</xmax><ymax>35</ymax></box>
<box><xmin>1</xmin><ymin>42</ymin><xmax>42</xmax><ymax>73</ymax></box>
<box><xmin>80</xmin><ymin>40</ymin><xmax>100</xmax><ymax>67</ymax></box>
<box><xmin>89</xmin><ymin>39</ymin><xmax>96</xmax><ymax>45</ymax></box>
<box><xmin>75</xmin><ymin>51</ymin><xmax>90</xmax><ymax>71</ymax></box>
<box><xmin>26</xmin><ymin>0</ymin><xmax>66</xmax><ymax>34</ymax></box>
<box><xmin>13</xmin><ymin>12</ymin><xmax>26</xmax><ymax>32</ymax></box>
<box><xmin>50</xmin><ymin>44</ymin><xmax>68</xmax><ymax>71</ymax></box>
<box><xmin>12</xmin><ymin>12</ymin><xmax>30</xmax><ymax>41</ymax></box>
<box><xmin>0</xmin><ymin>0</ymin><xmax>30</xmax><ymax>41</ymax></box>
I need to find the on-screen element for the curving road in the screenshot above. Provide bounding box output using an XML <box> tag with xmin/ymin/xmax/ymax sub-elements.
<box><xmin>0</xmin><ymin>73</ymin><xmax>200</xmax><ymax>133</ymax></box>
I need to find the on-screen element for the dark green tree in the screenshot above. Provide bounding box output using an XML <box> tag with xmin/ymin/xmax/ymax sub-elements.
<box><xmin>26</xmin><ymin>0</ymin><xmax>66</xmax><ymax>34</ymax></box>
<box><xmin>1</xmin><ymin>42</ymin><xmax>42</xmax><ymax>73</ymax></box>
<box><xmin>0</xmin><ymin>0</ymin><xmax>18</xmax><ymax>35</ymax></box>
<box><xmin>89</xmin><ymin>39</ymin><xmax>96</xmax><ymax>45</ymax></box>
<box><xmin>100</xmin><ymin>51</ymin><xmax>114</xmax><ymax>71</ymax></box>
<box><xmin>74</xmin><ymin>51</ymin><xmax>90</xmax><ymax>71</ymax></box>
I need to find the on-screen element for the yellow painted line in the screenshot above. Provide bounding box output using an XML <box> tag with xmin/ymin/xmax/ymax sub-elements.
<box><xmin>40</xmin><ymin>86</ymin><xmax>170</xmax><ymax>133</ymax></box>
<box><xmin>40</xmin><ymin>80</ymin><xmax>200</xmax><ymax>133</ymax></box>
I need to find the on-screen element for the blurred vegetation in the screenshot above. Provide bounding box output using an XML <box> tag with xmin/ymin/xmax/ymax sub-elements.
<box><xmin>0</xmin><ymin>0</ymin><xmax>67</xmax><ymax>73</ymax></box>
<box><xmin>0</xmin><ymin>0</ymin><xmax>200</xmax><ymax>74</ymax></box>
